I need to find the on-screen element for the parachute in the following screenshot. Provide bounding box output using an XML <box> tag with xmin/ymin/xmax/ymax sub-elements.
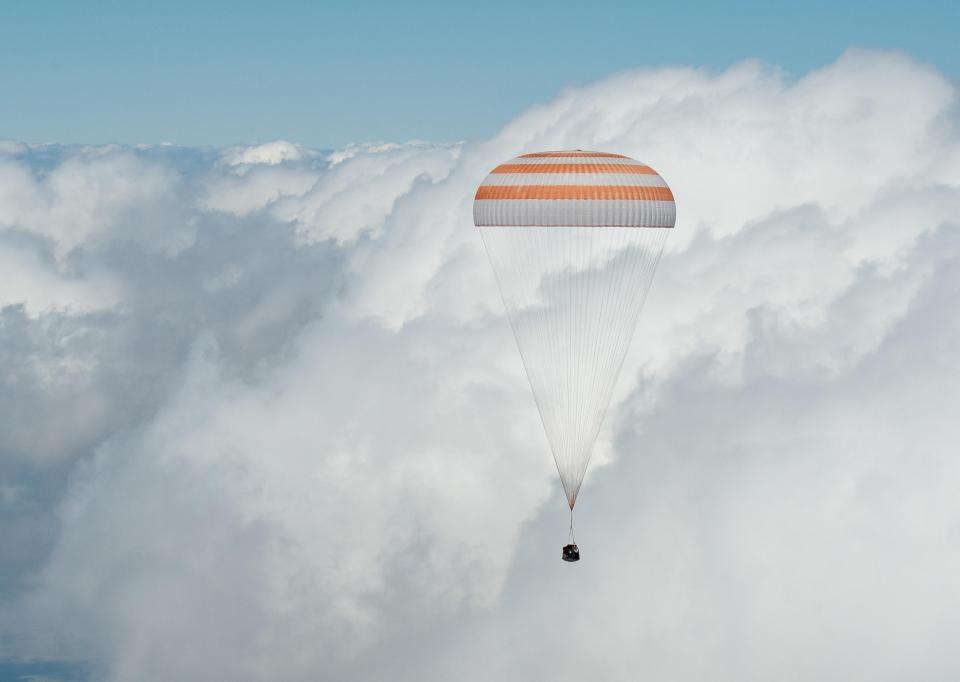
<box><xmin>474</xmin><ymin>151</ymin><xmax>675</xmax><ymax>560</ymax></box>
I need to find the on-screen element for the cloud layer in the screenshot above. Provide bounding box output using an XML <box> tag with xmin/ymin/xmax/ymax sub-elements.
<box><xmin>1</xmin><ymin>49</ymin><xmax>959</xmax><ymax>681</ymax></box>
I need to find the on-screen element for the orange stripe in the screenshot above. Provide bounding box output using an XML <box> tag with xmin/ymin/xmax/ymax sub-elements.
<box><xmin>518</xmin><ymin>151</ymin><xmax>628</xmax><ymax>158</ymax></box>
<box><xmin>492</xmin><ymin>163</ymin><xmax>655</xmax><ymax>174</ymax></box>
<box><xmin>475</xmin><ymin>185</ymin><xmax>675</xmax><ymax>201</ymax></box>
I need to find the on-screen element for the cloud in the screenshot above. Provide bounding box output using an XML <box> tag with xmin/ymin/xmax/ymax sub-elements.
<box><xmin>219</xmin><ymin>141</ymin><xmax>309</xmax><ymax>167</ymax></box>
<box><xmin>2</xmin><ymin>48</ymin><xmax>960</xmax><ymax>680</ymax></box>
<box><xmin>0</xmin><ymin>148</ymin><xmax>192</xmax><ymax>260</ymax></box>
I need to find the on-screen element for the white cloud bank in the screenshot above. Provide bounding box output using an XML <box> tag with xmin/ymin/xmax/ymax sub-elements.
<box><xmin>1</xmin><ymin>49</ymin><xmax>960</xmax><ymax>681</ymax></box>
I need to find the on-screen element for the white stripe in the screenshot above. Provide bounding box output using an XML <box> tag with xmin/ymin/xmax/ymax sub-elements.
<box><xmin>480</xmin><ymin>173</ymin><xmax>669</xmax><ymax>187</ymax></box>
<box><xmin>474</xmin><ymin>199</ymin><xmax>676</xmax><ymax>228</ymax></box>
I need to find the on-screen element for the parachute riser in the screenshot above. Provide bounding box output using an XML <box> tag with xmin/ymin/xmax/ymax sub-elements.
<box><xmin>562</xmin><ymin>507</ymin><xmax>580</xmax><ymax>562</ymax></box>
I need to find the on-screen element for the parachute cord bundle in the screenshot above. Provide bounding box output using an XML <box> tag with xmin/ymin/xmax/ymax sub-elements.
<box><xmin>568</xmin><ymin>507</ymin><xmax>576</xmax><ymax>545</ymax></box>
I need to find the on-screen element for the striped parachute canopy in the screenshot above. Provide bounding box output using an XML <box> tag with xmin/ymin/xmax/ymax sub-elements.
<box><xmin>475</xmin><ymin>151</ymin><xmax>674</xmax><ymax>510</ymax></box>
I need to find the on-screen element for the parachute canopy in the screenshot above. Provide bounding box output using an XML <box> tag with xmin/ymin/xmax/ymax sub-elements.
<box><xmin>475</xmin><ymin>151</ymin><xmax>674</xmax><ymax>509</ymax></box>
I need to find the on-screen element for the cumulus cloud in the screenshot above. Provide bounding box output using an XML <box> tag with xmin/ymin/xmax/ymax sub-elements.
<box><xmin>220</xmin><ymin>140</ymin><xmax>308</xmax><ymax>167</ymax></box>
<box><xmin>2</xmin><ymin>48</ymin><xmax>960</xmax><ymax>681</ymax></box>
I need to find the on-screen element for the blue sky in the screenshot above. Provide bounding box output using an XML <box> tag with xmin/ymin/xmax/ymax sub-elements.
<box><xmin>1</xmin><ymin>0</ymin><xmax>957</xmax><ymax>147</ymax></box>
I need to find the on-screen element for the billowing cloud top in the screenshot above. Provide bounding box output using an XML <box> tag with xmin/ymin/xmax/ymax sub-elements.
<box><xmin>1</xmin><ymin>49</ymin><xmax>960</xmax><ymax>681</ymax></box>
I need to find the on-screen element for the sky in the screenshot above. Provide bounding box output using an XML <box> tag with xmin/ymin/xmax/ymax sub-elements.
<box><xmin>2</xmin><ymin>3</ymin><xmax>960</xmax><ymax>682</ymax></box>
<box><xmin>1</xmin><ymin>0</ymin><xmax>959</xmax><ymax>147</ymax></box>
